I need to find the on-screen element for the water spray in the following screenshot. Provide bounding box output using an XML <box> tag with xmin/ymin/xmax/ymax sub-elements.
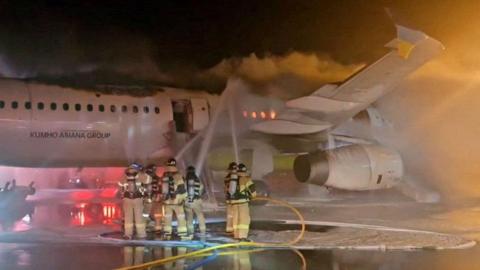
<box><xmin>175</xmin><ymin>129</ymin><xmax>205</xmax><ymax>161</ymax></box>
<box><xmin>195</xmin><ymin>78</ymin><xmax>239</xmax><ymax>175</ymax></box>
<box><xmin>228</xmin><ymin>91</ymin><xmax>240</xmax><ymax>163</ymax></box>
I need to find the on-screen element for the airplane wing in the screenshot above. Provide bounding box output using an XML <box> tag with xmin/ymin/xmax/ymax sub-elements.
<box><xmin>251</xmin><ymin>25</ymin><xmax>444</xmax><ymax>135</ymax></box>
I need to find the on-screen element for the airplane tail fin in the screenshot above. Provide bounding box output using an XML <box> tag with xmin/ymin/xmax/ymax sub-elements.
<box><xmin>385</xmin><ymin>25</ymin><xmax>444</xmax><ymax>59</ymax></box>
<box><xmin>251</xmin><ymin>22</ymin><xmax>444</xmax><ymax>135</ymax></box>
<box><xmin>385</xmin><ymin>24</ymin><xmax>445</xmax><ymax>59</ymax></box>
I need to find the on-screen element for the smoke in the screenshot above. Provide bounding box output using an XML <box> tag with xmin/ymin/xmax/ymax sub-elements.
<box><xmin>370</xmin><ymin>2</ymin><xmax>480</xmax><ymax>202</ymax></box>
<box><xmin>201</xmin><ymin>41</ymin><xmax>480</xmax><ymax>203</ymax></box>
<box><xmin>0</xmin><ymin>33</ymin><xmax>363</xmax><ymax>99</ymax></box>
<box><xmin>0</xmin><ymin>1</ymin><xmax>388</xmax><ymax>93</ymax></box>
<box><xmin>208</xmin><ymin>52</ymin><xmax>361</xmax><ymax>82</ymax></box>
<box><xmin>0</xmin><ymin>2</ymin><xmax>378</xmax><ymax>96</ymax></box>
<box><xmin>0</xmin><ymin>28</ymin><xmax>173</xmax><ymax>86</ymax></box>
<box><xmin>377</xmin><ymin>54</ymin><xmax>480</xmax><ymax>202</ymax></box>
<box><xmin>200</xmin><ymin>52</ymin><xmax>364</xmax><ymax>99</ymax></box>
<box><xmin>207</xmin><ymin>52</ymin><xmax>363</xmax><ymax>95</ymax></box>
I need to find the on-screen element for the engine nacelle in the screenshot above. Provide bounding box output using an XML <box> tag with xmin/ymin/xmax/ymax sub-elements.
<box><xmin>294</xmin><ymin>144</ymin><xmax>403</xmax><ymax>190</ymax></box>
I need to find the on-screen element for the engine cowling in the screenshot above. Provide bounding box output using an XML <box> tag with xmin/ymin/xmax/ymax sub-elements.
<box><xmin>294</xmin><ymin>144</ymin><xmax>403</xmax><ymax>190</ymax></box>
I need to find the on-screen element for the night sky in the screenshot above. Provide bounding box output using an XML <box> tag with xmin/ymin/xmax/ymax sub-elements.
<box><xmin>0</xmin><ymin>0</ymin><xmax>477</xmax><ymax>92</ymax></box>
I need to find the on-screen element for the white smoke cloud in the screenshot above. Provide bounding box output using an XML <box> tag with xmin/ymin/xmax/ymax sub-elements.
<box><xmin>0</xmin><ymin>55</ymin><xmax>34</xmax><ymax>78</ymax></box>
<box><xmin>202</xmin><ymin>52</ymin><xmax>364</xmax><ymax>98</ymax></box>
<box><xmin>377</xmin><ymin>56</ymin><xmax>480</xmax><ymax>201</ymax></box>
<box><xmin>207</xmin><ymin>52</ymin><xmax>362</xmax><ymax>83</ymax></box>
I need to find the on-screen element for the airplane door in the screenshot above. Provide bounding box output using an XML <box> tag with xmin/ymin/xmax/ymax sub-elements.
<box><xmin>190</xmin><ymin>98</ymin><xmax>209</xmax><ymax>132</ymax></box>
<box><xmin>172</xmin><ymin>100</ymin><xmax>192</xmax><ymax>133</ymax></box>
<box><xmin>172</xmin><ymin>98</ymin><xmax>209</xmax><ymax>133</ymax></box>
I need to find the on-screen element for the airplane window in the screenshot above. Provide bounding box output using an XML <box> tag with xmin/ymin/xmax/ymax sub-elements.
<box><xmin>0</xmin><ymin>100</ymin><xmax>4</xmax><ymax>109</ymax></box>
<box><xmin>87</xmin><ymin>104</ymin><xmax>93</xmax><ymax>112</ymax></box>
<box><xmin>99</xmin><ymin>104</ymin><xmax>105</xmax><ymax>112</ymax></box>
<box><xmin>155</xmin><ymin>107</ymin><xmax>160</xmax><ymax>114</ymax></box>
<box><xmin>25</xmin><ymin>101</ymin><xmax>32</xmax><ymax>110</ymax></box>
<box><xmin>11</xmin><ymin>101</ymin><xmax>18</xmax><ymax>109</ymax></box>
<box><xmin>75</xmin><ymin>104</ymin><xmax>81</xmax><ymax>111</ymax></box>
<box><xmin>63</xmin><ymin>103</ymin><xmax>69</xmax><ymax>111</ymax></box>
<box><xmin>51</xmin><ymin>103</ymin><xmax>57</xmax><ymax>111</ymax></box>
<box><xmin>144</xmin><ymin>106</ymin><xmax>149</xmax><ymax>113</ymax></box>
<box><xmin>133</xmin><ymin>106</ymin><xmax>138</xmax><ymax>113</ymax></box>
<box><xmin>122</xmin><ymin>105</ymin><xmax>128</xmax><ymax>113</ymax></box>
<box><xmin>110</xmin><ymin>105</ymin><xmax>116</xmax><ymax>113</ymax></box>
<box><xmin>37</xmin><ymin>102</ymin><xmax>45</xmax><ymax>110</ymax></box>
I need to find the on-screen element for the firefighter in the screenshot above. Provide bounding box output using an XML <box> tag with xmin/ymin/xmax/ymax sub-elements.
<box><xmin>136</xmin><ymin>165</ymin><xmax>151</xmax><ymax>227</ymax></box>
<box><xmin>144</xmin><ymin>164</ymin><xmax>163</xmax><ymax>232</ymax></box>
<box><xmin>184</xmin><ymin>166</ymin><xmax>206</xmax><ymax>235</ymax></box>
<box><xmin>120</xmin><ymin>163</ymin><xmax>147</xmax><ymax>239</ymax></box>
<box><xmin>142</xmin><ymin>164</ymin><xmax>154</xmax><ymax>228</ymax></box>
<box><xmin>230</xmin><ymin>163</ymin><xmax>256</xmax><ymax>241</ymax></box>
<box><xmin>162</xmin><ymin>158</ymin><xmax>189</xmax><ymax>240</ymax></box>
<box><xmin>224</xmin><ymin>162</ymin><xmax>237</xmax><ymax>234</ymax></box>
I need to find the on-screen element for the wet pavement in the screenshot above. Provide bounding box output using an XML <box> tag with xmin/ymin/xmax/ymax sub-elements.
<box><xmin>0</xmin><ymin>188</ymin><xmax>480</xmax><ymax>269</ymax></box>
<box><xmin>2</xmin><ymin>242</ymin><xmax>480</xmax><ymax>269</ymax></box>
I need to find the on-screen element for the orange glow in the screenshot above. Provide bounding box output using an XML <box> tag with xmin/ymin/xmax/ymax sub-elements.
<box><xmin>260</xmin><ymin>111</ymin><xmax>266</xmax><ymax>119</ymax></box>
<box><xmin>270</xmin><ymin>110</ymin><xmax>276</xmax><ymax>119</ymax></box>
<box><xmin>251</xmin><ymin>112</ymin><xmax>257</xmax><ymax>119</ymax></box>
<box><xmin>243</xmin><ymin>111</ymin><xmax>248</xmax><ymax>118</ymax></box>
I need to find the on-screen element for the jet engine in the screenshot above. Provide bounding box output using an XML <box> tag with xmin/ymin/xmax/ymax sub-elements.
<box><xmin>294</xmin><ymin>144</ymin><xmax>403</xmax><ymax>190</ymax></box>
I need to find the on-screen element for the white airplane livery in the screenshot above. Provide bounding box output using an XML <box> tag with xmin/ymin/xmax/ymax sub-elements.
<box><xmin>0</xmin><ymin>80</ymin><xmax>217</xmax><ymax>167</ymax></box>
<box><xmin>0</xmin><ymin>25</ymin><xmax>444</xmax><ymax>191</ymax></box>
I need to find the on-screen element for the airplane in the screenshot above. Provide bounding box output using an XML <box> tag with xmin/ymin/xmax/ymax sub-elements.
<box><xmin>0</xmin><ymin>25</ymin><xmax>443</xmax><ymax>193</ymax></box>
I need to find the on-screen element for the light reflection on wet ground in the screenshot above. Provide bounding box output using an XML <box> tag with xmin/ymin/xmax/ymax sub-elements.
<box><xmin>1</xmin><ymin>243</ymin><xmax>480</xmax><ymax>270</ymax></box>
<box><xmin>1</xmin><ymin>189</ymin><xmax>480</xmax><ymax>269</ymax></box>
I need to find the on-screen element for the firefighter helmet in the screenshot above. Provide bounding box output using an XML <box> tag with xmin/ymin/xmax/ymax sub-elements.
<box><xmin>145</xmin><ymin>164</ymin><xmax>157</xmax><ymax>174</ymax></box>
<box><xmin>166</xmin><ymin>158</ymin><xmax>176</xmax><ymax>167</ymax></box>
<box><xmin>128</xmin><ymin>162</ymin><xmax>143</xmax><ymax>171</ymax></box>
<box><xmin>228</xmin><ymin>162</ymin><xmax>238</xmax><ymax>171</ymax></box>
<box><xmin>238</xmin><ymin>163</ymin><xmax>247</xmax><ymax>173</ymax></box>
<box><xmin>125</xmin><ymin>167</ymin><xmax>139</xmax><ymax>175</ymax></box>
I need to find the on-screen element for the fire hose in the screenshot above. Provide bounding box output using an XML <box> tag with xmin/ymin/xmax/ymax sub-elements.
<box><xmin>114</xmin><ymin>196</ymin><xmax>307</xmax><ymax>270</ymax></box>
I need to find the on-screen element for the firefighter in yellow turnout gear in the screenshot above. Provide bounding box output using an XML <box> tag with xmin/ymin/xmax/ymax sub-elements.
<box><xmin>229</xmin><ymin>163</ymin><xmax>256</xmax><ymax>240</ymax></box>
<box><xmin>162</xmin><ymin>158</ymin><xmax>189</xmax><ymax>240</ymax></box>
<box><xmin>144</xmin><ymin>164</ymin><xmax>163</xmax><ymax>232</ymax></box>
<box><xmin>184</xmin><ymin>166</ymin><xmax>206</xmax><ymax>235</ymax></box>
<box><xmin>224</xmin><ymin>162</ymin><xmax>237</xmax><ymax>234</ymax></box>
<box><xmin>120</xmin><ymin>163</ymin><xmax>147</xmax><ymax>239</ymax></box>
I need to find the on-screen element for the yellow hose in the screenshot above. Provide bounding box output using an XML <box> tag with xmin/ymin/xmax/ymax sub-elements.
<box><xmin>253</xmin><ymin>197</ymin><xmax>306</xmax><ymax>246</ymax></box>
<box><xmin>114</xmin><ymin>196</ymin><xmax>306</xmax><ymax>270</ymax></box>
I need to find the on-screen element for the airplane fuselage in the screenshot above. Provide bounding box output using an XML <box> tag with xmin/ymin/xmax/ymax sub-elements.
<box><xmin>0</xmin><ymin>79</ymin><xmax>216</xmax><ymax>167</ymax></box>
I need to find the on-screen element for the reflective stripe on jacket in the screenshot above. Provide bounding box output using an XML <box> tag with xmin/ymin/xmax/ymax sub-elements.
<box><xmin>122</xmin><ymin>174</ymin><xmax>144</xmax><ymax>199</ymax></box>
<box><xmin>229</xmin><ymin>173</ymin><xmax>256</xmax><ymax>204</ymax></box>
<box><xmin>164</xmin><ymin>172</ymin><xmax>187</xmax><ymax>205</ymax></box>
